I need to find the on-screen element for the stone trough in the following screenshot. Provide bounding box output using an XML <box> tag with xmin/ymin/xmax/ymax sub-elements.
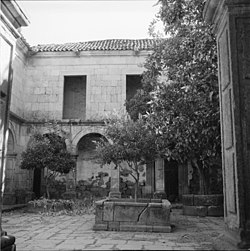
<box><xmin>93</xmin><ymin>198</ymin><xmax>172</xmax><ymax>233</ymax></box>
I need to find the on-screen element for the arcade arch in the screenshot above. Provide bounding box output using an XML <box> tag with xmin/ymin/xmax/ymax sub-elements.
<box><xmin>76</xmin><ymin>133</ymin><xmax>110</xmax><ymax>184</ymax></box>
<box><xmin>3</xmin><ymin>129</ymin><xmax>17</xmax><ymax>204</ymax></box>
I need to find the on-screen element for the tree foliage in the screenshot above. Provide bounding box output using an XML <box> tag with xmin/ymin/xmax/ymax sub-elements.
<box><xmin>96</xmin><ymin>114</ymin><xmax>158</xmax><ymax>200</ymax></box>
<box><xmin>20</xmin><ymin>132</ymin><xmax>76</xmax><ymax>198</ymax></box>
<box><xmin>126</xmin><ymin>0</ymin><xmax>221</xmax><ymax>194</ymax></box>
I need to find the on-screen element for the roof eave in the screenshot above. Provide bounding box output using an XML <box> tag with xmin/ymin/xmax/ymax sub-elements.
<box><xmin>1</xmin><ymin>0</ymin><xmax>30</xmax><ymax>29</ymax></box>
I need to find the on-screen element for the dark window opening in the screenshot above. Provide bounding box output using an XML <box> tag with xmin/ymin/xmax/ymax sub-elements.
<box><xmin>126</xmin><ymin>75</ymin><xmax>143</xmax><ymax>102</ymax></box>
<box><xmin>63</xmin><ymin>76</ymin><xmax>86</xmax><ymax>120</ymax></box>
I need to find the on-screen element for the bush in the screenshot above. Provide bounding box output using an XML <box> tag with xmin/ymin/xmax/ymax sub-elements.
<box><xmin>27</xmin><ymin>197</ymin><xmax>95</xmax><ymax>215</ymax></box>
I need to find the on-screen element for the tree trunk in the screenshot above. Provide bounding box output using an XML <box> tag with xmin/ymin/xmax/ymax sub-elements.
<box><xmin>192</xmin><ymin>159</ymin><xmax>207</xmax><ymax>195</ymax></box>
<box><xmin>135</xmin><ymin>182</ymin><xmax>138</xmax><ymax>202</ymax></box>
<box><xmin>197</xmin><ymin>167</ymin><xmax>206</xmax><ymax>195</ymax></box>
<box><xmin>135</xmin><ymin>170</ymin><xmax>140</xmax><ymax>202</ymax></box>
<box><xmin>45</xmin><ymin>176</ymin><xmax>50</xmax><ymax>199</ymax></box>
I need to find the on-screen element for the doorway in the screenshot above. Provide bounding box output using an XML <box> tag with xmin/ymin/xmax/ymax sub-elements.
<box><xmin>33</xmin><ymin>168</ymin><xmax>42</xmax><ymax>199</ymax></box>
<box><xmin>164</xmin><ymin>160</ymin><xmax>179</xmax><ymax>202</ymax></box>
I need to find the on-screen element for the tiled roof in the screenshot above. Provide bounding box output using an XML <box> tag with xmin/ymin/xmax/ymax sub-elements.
<box><xmin>31</xmin><ymin>39</ymin><xmax>157</xmax><ymax>52</ymax></box>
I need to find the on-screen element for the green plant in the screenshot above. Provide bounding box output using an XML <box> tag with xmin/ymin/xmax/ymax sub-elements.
<box><xmin>28</xmin><ymin>197</ymin><xmax>95</xmax><ymax>216</ymax></box>
<box><xmin>95</xmin><ymin>114</ymin><xmax>158</xmax><ymax>201</ymax></box>
<box><xmin>20</xmin><ymin>132</ymin><xmax>76</xmax><ymax>198</ymax></box>
<box><xmin>125</xmin><ymin>0</ymin><xmax>221</xmax><ymax>195</ymax></box>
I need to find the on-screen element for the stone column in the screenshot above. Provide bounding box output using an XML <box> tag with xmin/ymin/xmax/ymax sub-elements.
<box><xmin>145</xmin><ymin>161</ymin><xmax>155</xmax><ymax>197</ymax></box>
<box><xmin>109</xmin><ymin>165</ymin><xmax>121</xmax><ymax>199</ymax></box>
<box><xmin>153</xmin><ymin>158</ymin><xmax>166</xmax><ymax>199</ymax></box>
<box><xmin>204</xmin><ymin>1</ymin><xmax>250</xmax><ymax>248</ymax></box>
<box><xmin>64</xmin><ymin>155</ymin><xmax>78</xmax><ymax>199</ymax></box>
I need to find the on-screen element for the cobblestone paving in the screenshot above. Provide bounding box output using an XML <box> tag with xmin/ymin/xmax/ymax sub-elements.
<box><xmin>2</xmin><ymin>209</ymin><xmax>237</xmax><ymax>250</ymax></box>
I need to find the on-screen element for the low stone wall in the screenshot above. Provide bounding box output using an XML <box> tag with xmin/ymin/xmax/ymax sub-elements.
<box><xmin>93</xmin><ymin>198</ymin><xmax>172</xmax><ymax>233</ymax></box>
<box><xmin>182</xmin><ymin>194</ymin><xmax>223</xmax><ymax>217</ymax></box>
<box><xmin>3</xmin><ymin>191</ymin><xmax>34</xmax><ymax>205</ymax></box>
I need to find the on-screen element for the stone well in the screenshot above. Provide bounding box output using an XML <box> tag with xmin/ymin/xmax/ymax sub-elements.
<box><xmin>93</xmin><ymin>198</ymin><xmax>172</xmax><ymax>233</ymax></box>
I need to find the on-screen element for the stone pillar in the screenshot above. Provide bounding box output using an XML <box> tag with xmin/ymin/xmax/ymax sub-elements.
<box><xmin>204</xmin><ymin>1</ymin><xmax>250</xmax><ymax>248</ymax></box>
<box><xmin>178</xmin><ymin>163</ymin><xmax>189</xmax><ymax>201</ymax></box>
<box><xmin>153</xmin><ymin>158</ymin><xmax>166</xmax><ymax>199</ymax></box>
<box><xmin>145</xmin><ymin>161</ymin><xmax>155</xmax><ymax>197</ymax></box>
<box><xmin>109</xmin><ymin>165</ymin><xmax>121</xmax><ymax>199</ymax></box>
<box><xmin>64</xmin><ymin>155</ymin><xmax>77</xmax><ymax>199</ymax></box>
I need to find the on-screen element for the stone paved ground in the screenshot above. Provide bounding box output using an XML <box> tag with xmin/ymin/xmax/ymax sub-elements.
<box><xmin>2</xmin><ymin>209</ymin><xmax>240</xmax><ymax>250</ymax></box>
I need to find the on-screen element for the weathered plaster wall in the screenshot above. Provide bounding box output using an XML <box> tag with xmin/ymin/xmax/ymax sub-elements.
<box><xmin>25</xmin><ymin>51</ymin><xmax>148</xmax><ymax>120</ymax></box>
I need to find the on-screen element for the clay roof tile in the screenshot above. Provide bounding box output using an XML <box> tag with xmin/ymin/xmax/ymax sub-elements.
<box><xmin>31</xmin><ymin>39</ymin><xmax>159</xmax><ymax>52</ymax></box>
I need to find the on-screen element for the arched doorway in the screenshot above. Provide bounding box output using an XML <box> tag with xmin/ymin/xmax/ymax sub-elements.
<box><xmin>3</xmin><ymin>129</ymin><xmax>17</xmax><ymax>204</ymax></box>
<box><xmin>76</xmin><ymin>133</ymin><xmax>110</xmax><ymax>197</ymax></box>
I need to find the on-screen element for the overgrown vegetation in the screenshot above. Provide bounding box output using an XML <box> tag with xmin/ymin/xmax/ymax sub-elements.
<box><xmin>27</xmin><ymin>197</ymin><xmax>95</xmax><ymax>216</ymax></box>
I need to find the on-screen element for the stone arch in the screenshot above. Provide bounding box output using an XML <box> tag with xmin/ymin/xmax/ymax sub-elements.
<box><xmin>76</xmin><ymin>133</ymin><xmax>107</xmax><ymax>155</ymax></box>
<box><xmin>3</xmin><ymin>128</ymin><xmax>17</xmax><ymax>203</ymax></box>
<box><xmin>71</xmin><ymin>127</ymin><xmax>106</xmax><ymax>154</ymax></box>
<box><xmin>39</xmin><ymin>127</ymin><xmax>71</xmax><ymax>152</ymax></box>
<box><xmin>7</xmin><ymin>121</ymin><xmax>17</xmax><ymax>152</ymax></box>
<box><xmin>7</xmin><ymin>129</ymin><xmax>15</xmax><ymax>154</ymax></box>
<box><xmin>75</xmin><ymin>132</ymin><xmax>111</xmax><ymax>197</ymax></box>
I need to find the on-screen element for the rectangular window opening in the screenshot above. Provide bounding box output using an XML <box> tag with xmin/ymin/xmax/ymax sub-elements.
<box><xmin>126</xmin><ymin>74</ymin><xmax>143</xmax><ymax>102</ymax></box>
<box><xmin>63</xmin><ymin>75</ymin><xmax>86</xmax><ymax>120</ymax></box>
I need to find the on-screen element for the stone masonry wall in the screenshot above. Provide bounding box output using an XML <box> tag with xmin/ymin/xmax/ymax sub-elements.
<box><xmin>6</xmin><ymin>48</ymin><xmax>150</xmax><ymax>202</ymax></box>
<box><xmin>3</xmin><ymin>119</ymin><xmax>34</xmax><ymax>204</ymax></box>
<box><xmin>25</xmin><ymin>51</ymin><xmax>148</xmax><ymax>121</ymax></box>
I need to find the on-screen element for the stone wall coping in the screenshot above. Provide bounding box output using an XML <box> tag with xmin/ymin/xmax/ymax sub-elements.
<box><xmin>95</xmin><ymin>199</ymin><xmax>107</xmax><ymax>206</ymax></box>
<box><xmin>182</xmin><ymin>194</ymin><xmax>223</xmax><ymax>198</ymax></box>
<box><xmin>95</xmin><ymin>198</ymin><xmax>170</xmax><ymax>208</ymax></box>
<box><xmin>29</xmin><ymin>50</ymin><xmax>151</xmax><ymax>58</ymax></box>
<box><xmin>105</xmin><ymin>198</ymin><xmax>162</xmax><ymax>203</ymax></box>
<box><xmin>148</xmin><ymin>203</ymin><xmax>163</xmax><ymax>208</ymax></box>
<box><xmin>106</xmin><ymin>201</ymin><xmax>148</xmax><ymax>207</ymax></box>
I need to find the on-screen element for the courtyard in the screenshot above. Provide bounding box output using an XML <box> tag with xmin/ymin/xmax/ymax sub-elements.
<box><xmin>2</xmin><ymin>207</ymin><xmax>238</xmax><ymax>251</ymax></box>
<box><xmin>1</xmin><ymin>0</ymin><xmax>250</xmax><ymax>249</ymax></box>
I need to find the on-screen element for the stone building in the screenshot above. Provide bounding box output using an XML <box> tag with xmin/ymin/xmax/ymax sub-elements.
<box><xmin>1</xmin><ymin>1</ymin><xmax>193</xmax><ymax>205</ymax></box>
<box><xmin>0</xmin><ymin>0</ymin><xmax>30</xmax><ymax>205</ymax></box>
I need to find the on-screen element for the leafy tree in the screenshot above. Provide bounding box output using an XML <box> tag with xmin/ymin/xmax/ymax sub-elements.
<box><xmin>20</xmin><ymin>132</ymin><xmax>76</xmax><ymax>199</ymax></box>
<box><xmin>96</xmin><ymin>114</ymin><xmax>158</xmax><ymax>201</ymax></box>
<box><xmin>126</xmin><ymin>0</ymin><xmax>221</xmax><ymax>194</ymax></box>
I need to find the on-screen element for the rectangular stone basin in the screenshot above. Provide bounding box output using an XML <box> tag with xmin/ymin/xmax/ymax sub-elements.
<box><xmin>93</xmin><ymin>198</ymin><xmax>172</xmax><ymax>233</ymax></box>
